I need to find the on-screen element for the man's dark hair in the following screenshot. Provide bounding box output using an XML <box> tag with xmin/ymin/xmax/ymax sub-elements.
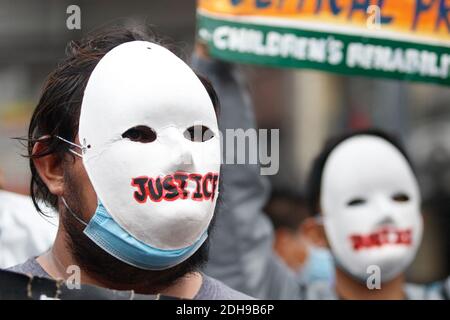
<box><xmin>26</xmin><ymin>24</ymin><xmax>220</xmax><ymax>215</ymax></box>
<box><xmin>264</xmin><ymin>190</ymin><xmax>309</xmax><ymax>232</ymax></box>
<box><xmin>306</xmin><ymin>129</ymin><xmax>415</xmax><ymax>216</ymax></box>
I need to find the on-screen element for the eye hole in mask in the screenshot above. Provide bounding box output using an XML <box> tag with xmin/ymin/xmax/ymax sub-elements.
<box><xmin>184</xmin><ymin>125</ymin><xmax>215</xmax><ymax>142</ymax></box>
<box><xmin>347</xmin><ymin>198</ymin><xmax>367</xmax><ymax>207</ymax></box>
<box><xmin>122</xmin><ymin>126</ymin><xmax>157</xmax><ymax>143</ymax></box>
<box><xmin>392</xmin><ymin>192</ymin><xmax>410</xmax><ymax>203</ymax></box>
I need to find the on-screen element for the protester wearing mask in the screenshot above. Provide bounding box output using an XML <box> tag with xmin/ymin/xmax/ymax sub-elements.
<box><xmin>0</xmin><ymin>169</ymin><xmax>57</xmax><ymax>268</ymax></box>
<box><xmin>8</xmin><ymin>26</ymin><xmax>250</xmax><ymax>300</ymax></box>
<box><xmin>191</xmin><ymin>45</ymin><xmax>444</xmax><ymax>300</ymax></box>
<box><xmin>304</xmin><ymin>130</ymin><xmax>442</xmax><ymax>299</ymax></box>
<box><xmin>264</xmin><ymin>191</ymin><xmax>334</xmax><ymax>285</ymax></box>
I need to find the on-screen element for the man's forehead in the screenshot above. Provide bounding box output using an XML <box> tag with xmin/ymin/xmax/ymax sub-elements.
<box><xmin>322</xmin><ymin>136</ymin><xmax>415</xmax><ymax>190</ymax></box>
<box><xmin>78</xmin><ymin>40</ymin><xmax>217</xmax><ymax>148</ymax></box>
<box><xmin>327</xmin><ymin>136</ymin><xmax>407</xmax><ymax>169</ymax></box>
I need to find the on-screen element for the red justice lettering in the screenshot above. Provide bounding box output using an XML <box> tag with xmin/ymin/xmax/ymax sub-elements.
<box><xmin>350</xmin><ymin>227</ymin><xmax>412</xmax><ymax>251</ymax></box>
<box><xmin>131</xmin><ymin>172</ymin><xmax>219</xmax><ymax>203</ymax></box>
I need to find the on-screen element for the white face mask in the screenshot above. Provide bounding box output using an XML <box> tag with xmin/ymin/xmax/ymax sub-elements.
<box><xmin>320</xmin><ymin>135</ymin><xmax>423</xmax><ymax>282</ymax></box>
<box><xmin>77</xmin><ymin>41</ymin><xmax>221</xmax><ymax>252</ymax></box>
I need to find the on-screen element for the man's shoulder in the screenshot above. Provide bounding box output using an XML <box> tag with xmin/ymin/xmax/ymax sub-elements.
<box><xmin>196</xmin><ymin>274</ymin><xmax>254</xmax><ymax>300</ymax></box>
<box><xmin>7</xmin><ymin>258</ymin><xmax>50</xmax><ymax>279</ymax></box>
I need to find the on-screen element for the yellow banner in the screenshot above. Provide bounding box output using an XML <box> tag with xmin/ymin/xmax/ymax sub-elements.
<box><xmin>198</xmin><ymin>0</ymin><xmax>450</xmax><ymax>43</ymax></box>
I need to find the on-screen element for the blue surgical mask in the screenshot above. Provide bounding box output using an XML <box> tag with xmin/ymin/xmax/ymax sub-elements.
<box><xmin>298</xmin><ymin>246</ymin><xmax>335</xmax><ymax>285</ymax></box>
<box><xmin>62</xmin><ymin>197</ymin><xmax>207</xmax><ymax>270</ymax></box>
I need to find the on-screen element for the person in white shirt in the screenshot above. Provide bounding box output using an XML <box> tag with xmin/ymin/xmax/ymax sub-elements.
<box><xmin>0</xmin><ymin>184</ymin><xmax>57</xmax><ymax>268</ymax></box>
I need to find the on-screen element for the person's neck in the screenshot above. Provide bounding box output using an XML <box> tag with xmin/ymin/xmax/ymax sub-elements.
<box><xmin>36</xmin><ymin>227</ymin><xmax>203</xmax><ymax>299</ymax></box>
<box><xmin>335</xmin><ymin>267</ymin><xmax>406</xmax><ymax>300</ymax></box>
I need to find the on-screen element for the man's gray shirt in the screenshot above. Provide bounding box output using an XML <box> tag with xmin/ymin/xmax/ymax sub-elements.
<box><xmin>8</xmin><ymin>258</ymin><xmax>251</xmax><ymax>300</ymax></box>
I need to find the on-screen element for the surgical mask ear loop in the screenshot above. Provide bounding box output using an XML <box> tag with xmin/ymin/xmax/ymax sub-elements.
<box><xmin>61</xmin><ymin>196</ymin><xmax>87</xmax><ymax>227</ymax></box>
<box><xmin>314</xmin><ymin>215</ymin><xmax>324</xmax><ymax>226</ymax></box>
<box><xmin>55</xmin><ymin>136</ymin><xmax>85</xmax><ymax>158</ymax></box>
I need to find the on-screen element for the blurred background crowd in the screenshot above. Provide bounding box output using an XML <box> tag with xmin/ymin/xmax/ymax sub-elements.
<box><xmin>0</xmin><ymin>0</ymin><xmax>449</xmax><ymax>284</ymax></box>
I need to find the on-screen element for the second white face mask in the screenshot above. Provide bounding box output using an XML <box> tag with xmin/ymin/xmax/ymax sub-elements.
<box><xmin>78</xmin><ymin>41</ymin><xmax>221</xmax><ymax>251</ymax></box>
<box><xmin>320</xmin><ymin>135</ymin><xmax>423</xmax><ymax>283</ymax></box>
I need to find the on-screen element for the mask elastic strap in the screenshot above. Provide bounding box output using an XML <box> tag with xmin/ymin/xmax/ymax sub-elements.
<box><xmin>61</xmin><ymin>197</ymin><xmax>88</xmax><ymax>227</ymax></box>
<box><xmin>55</xmin><ymin>136</ymin><xmax>84</xmax><ymax>158</ymax></box>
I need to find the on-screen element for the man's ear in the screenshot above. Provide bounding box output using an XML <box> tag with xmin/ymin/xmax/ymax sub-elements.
<box><xmin>32</xmin><ymin>141</ymin><xmax>65</xmax><ymax>196</ymax></box>
<box><xmin>301</xmin><ymin>216</ymin><xmax>329</xmax><ymax>248</ymax></box>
